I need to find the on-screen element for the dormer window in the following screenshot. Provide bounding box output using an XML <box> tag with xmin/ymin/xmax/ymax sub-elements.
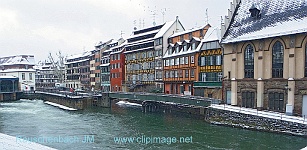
<box><xmin>183</xmin><ymin>45</ymin><xmax>187</xmax><ymax>52</ymax></box>
<box><xmin>176</xmin><ymin>46</ymin><xmax>180</xmax><ymax>53</ymax></box>
<box><xmin>249</xmin><ymin>3</ymin><xmax>260</xmax><ymax>18</ymax></box>
<box><xmin>191</xmin><ymin>43</ymin><xmax>196</xmax><ymax>50</ymax></box>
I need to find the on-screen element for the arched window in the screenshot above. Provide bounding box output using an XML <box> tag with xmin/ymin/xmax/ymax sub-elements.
<box><xmin>272</xmin><ymin>41</ymin><xmax>284</xmax><ymax>78</ymax></box>
<box><xmin>305</xmin><ymin>43</ymin><xmax>307</xmax><ymax>77</ymax></box>
<box><xmin>244</xmin><ymin>44</ymin><xmax>254</xmax><ymax>78</ymax></box>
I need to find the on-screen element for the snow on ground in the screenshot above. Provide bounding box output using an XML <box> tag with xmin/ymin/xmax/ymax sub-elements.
<box><xmin>44</xmin><ymin>101</ymin><xmax>77</xmax><ymax>111</ymax></box>
<box><xmin>210</xmin><ymin>104</ymin><xmax>307</xmax><ymax>125</ymax></box>
<box><xmin>0</xmin><ymin>133</ymin><xmax>56</xmax><ymax>150</ymax></box>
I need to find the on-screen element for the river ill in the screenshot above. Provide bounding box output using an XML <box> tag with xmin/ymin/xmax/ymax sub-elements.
<box><xmin>0</xmin><ymin>99</ymin><xmax>306</xmax><ymax>150</ymax></box>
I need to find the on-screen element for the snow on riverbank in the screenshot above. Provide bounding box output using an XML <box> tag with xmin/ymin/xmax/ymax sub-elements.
<box><xmin>0</xmin><ymin>133</ymin><xmax>56</xmax><ymax>150</ymax></box>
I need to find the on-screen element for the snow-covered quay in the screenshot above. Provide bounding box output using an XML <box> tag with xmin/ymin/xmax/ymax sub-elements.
<box><xmin>0</xmin><ymin>133</ymin><xmax>56</xmax><ymax>150</ymax></box>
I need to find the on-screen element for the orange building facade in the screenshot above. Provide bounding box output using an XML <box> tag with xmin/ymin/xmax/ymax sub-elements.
<box><xmin>163</xmin><ymin>25</ymin><xmax>210</xmax><ymax>95</ymax></box>
<box><xmin>110</xmin><ymin>41</ymin><xmax>126</xmax><ymax>92</ymax></box>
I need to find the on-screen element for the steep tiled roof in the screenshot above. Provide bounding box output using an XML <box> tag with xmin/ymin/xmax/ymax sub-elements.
<box><xmin>222</xmin><ymin>0</ymin><xmax>307</xmax><ymax>43</ymax></box>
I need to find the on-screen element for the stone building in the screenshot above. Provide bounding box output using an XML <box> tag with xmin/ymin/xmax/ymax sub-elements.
<box><xmin>221</xmin><ymin>0</ymin><xmax>307</xmax><ymax>116</ymax></box>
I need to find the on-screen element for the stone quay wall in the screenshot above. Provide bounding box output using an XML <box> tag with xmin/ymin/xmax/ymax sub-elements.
<box><xmin>205</xmin><ymin>107</ymin><xmax>307</xmax><ymax>137</ymax></box>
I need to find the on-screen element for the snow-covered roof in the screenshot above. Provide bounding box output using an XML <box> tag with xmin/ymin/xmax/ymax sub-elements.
<box><xmin>202</xmin><ymin>27</ymin><xmax>221</xmax><ymax>43</ymax></box>
<box><xmin>222</xmin><ymin>0</ymin><xmax>307</xmax><ymax>44</ymax></box>
<box><xmin>66</xmin><ymin>51</ymin><xmax>92</xmax><ymax>60</ymax></box>
<box><xmin>0</xmin><ymin>76</ymin><xmax>18</xmax><ymax>79</ymax></box>
<box><xmin>154</xmin><ymin>20</ymin><xmax>176</xmax><ymax>38</ymax></box>
<box><xmin>0</xmin><ymin>69</ymin><xmax>36</xmax><ymax>72</ymax></box>
<box><xmin>0</xmin><ymin>55</ymin><xmax>35</xmax><ymax>66</ymax></box>
<box><xmin>163</xmin><ymin>42</ymin><xmax>202</xmax><ymax>59</ymax></box>
<box><xmin>128</xmin><ymin>29</ymin><xmax>160</xmax><ymax>39</ymax></box>
<box><xmin>170</xmin><ymin>24</ymin><xmax>209</xmax><ymax>38</ymax></box>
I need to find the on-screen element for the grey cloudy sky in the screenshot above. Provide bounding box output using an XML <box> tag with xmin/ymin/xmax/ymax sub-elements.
<box><xmin>0</xmin><ymin>0</ymin><xmax>231</xmax><ymax>62</ymax></box>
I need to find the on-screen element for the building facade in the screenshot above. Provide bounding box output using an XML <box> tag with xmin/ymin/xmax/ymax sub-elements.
<box><xmin>0</xmin><ymin>55</ymin><xmax>36</xmax><ymax>91</ymax></box>
<box><xmin>124</xmin><ymin>18</ymin><xmax>184</xmax><ymax>92</ymax></box>
<box><xmin>163</xmin><ymin>25</ymin><xmax>210</xmax><ymax>95</ymax></box>
<box><xmin>65</xmin><ymin>51</ymin><xmax>92</xmax><ymax>90</ymax></box>
<box><xmin>194</xmin><ymin>27</ymin><xmax>223</xmax><ymax>99</ymax></box>
<box><xmin>34</xmin><ymin>61</ymin><xmax>61</xmax><ymax>89</ymax></box>
<box><xmin>110</xmin><ymin>40</ymin><xmax>126</xmax><ymax>92</ymax></box>
<box><xmin>221</xmin><ymin>0</ymin><xmax>307</xmax><ymax>116</ymax></box>
<box><xmin>100</xmin><ymin>39</ymin><xmax>124</xmax><ymax>92</ymax></box>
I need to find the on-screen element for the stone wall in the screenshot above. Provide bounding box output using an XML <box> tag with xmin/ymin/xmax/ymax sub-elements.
<box><xmin>206</xmin><ymin>108</ymin><xmax>307</xmax><ymax>136</ymax></box>
<box><xmin>295</xmin><ymin>80</ymin><xmax>307</xmax><ymax>116</ymax></box>
<box><xmin>237</xmin><ymin>79</ymin><xmax>258</xmax><ymax>107</ymax></box>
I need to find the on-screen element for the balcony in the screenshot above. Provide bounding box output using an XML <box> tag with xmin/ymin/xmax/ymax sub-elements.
<box><xmin>193</xmin><ymin>81</ymin><xmax>222</xmax><ymax>88</ymax></box>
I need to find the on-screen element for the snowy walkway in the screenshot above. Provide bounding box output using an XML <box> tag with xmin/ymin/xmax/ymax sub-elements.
<box><xmin>210</xmin><ymin>104</ymin><xmax>307</xmax><ymax>125</ymax></box>
<box><xmin>0</xmin><ymin>133</ymin><xmax>56</xmax><ymax>150</ymax></box>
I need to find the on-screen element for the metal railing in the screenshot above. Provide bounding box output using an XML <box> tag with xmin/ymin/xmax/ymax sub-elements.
<box><xmin>109</xmin><ymin>92</ymin><xmax>221</xmax><ymax>107</ymax></box>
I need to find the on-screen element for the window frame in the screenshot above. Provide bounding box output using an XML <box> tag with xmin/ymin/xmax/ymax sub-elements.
<box><xmin>244</xmin><ymin>44</ymin><xmax>254</xmax><ymax>78</ymax></box>
<box><xmin>272</xmin><ymin>41</ymin><xmax>284</xmax><ymax>78</ymax></box>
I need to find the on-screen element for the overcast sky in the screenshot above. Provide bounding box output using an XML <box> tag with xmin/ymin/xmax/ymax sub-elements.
<box><xmin>0</xmin><ymin>0</ymin><xmax>231</xmax><ymax>62</ymax></box>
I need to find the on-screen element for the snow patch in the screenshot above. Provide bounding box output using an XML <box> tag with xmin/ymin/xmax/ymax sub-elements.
<box><xmin>44</xmin><ymin>101</ymin><xmax>77</xmax><ymax>111</ymax></box>
<box><xmin>116</xmin><ymin>101</ymin><xmax>142</xmax><ymax>107</ymax></box>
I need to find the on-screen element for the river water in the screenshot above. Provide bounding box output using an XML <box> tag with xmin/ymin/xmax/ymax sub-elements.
<box><xmin>0</xmin><ymin>99</ymin><xmax>306</xmax><ymax>150</ymax></box>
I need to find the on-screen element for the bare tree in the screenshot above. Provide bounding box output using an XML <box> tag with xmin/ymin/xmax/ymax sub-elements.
<box><xmin>48</xmin><ymin>51</ymin><xmax>65</xmax><ymax>83</ymax></box>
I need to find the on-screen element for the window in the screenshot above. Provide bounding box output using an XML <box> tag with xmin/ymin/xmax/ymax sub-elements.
<box><xmin>191</xmin><ymin>56</ymin><xmax>194</xmax><ymax>63</ymax></box>
<box><xmin>179</xmin><ymin>69</ymin><xmax>183</xmax><ymax>78</ymax></box>
<box><xmin>165</xmin><ymin>60</ymin><xmax>169</xmax><ymax>66</ymax></box>
<box><xmin>183</xmin><ymin>45</ymin><xmax>187</xmax><ymax>52</ymax></box>
<box><xmin>175</xmin><ymin>58</ymin><xmax>179</xmax><ymax>65</ymax></box>
<box><xmin>185</xmin><ymin>70</ymin><xmax>189</xmax><ymax>78</ymax></box>
<box><xmin>176</xmin><ymin>46</ymin><xmax>180</xmax><ymax>53</ymax></box>
<box><xmin>170</xmin><ymin>70</ymin><xmax>174</xmax><ymax>78</ymax></box>
<box><xmin>22</xmin><ymin>73</ymin><xmax>25</xmax><ymax>80</ymax></box>
<box><xmin>192</xmin><ymin>43</ymin><xmax>196</xmax><ymax>50</ymax></box>
<box><xmin>269</xmin><ymin>92</ymin><xmax>284</xmax><ymax>112</ymax></box>
<box><xmin>168</xmin><ymin>48</ymin><xmax>172</xmax><ymax>55</ymax></box>
<box><xmin>305</xmin><ymin>44</ymin><xmax>307</xmax><ymax>77</ymax></box>
<box><xmin>175</xmin><ymin>70</ymin><xmax>178</xmax><ymax>78</ymax></box>
<box><xmin>191</xmin><ymin>69</ymin><xmax>195</xmax><ymax>78</ymax></box>
<box><xmin>170</xmin><ymin>59</ymin><xmax>174</xmax><ymax>66</ymax></box>
<box><xmin>29</xmin><ymin>73</ymin><xmax>33</xmax><ymax>80</ymax></box>
<box><xmin>244</xmin><ymin>44</ymin><xmax>254</xmax><ymax>78</ymax></box>
<box><xmin>200</xmin><ymin>56</ymin><xmax>206</xmax><ymax>66</ymax></box>
<box><xmin>165</xmin><ymin>71</ymin><xmax>169</xmax><ymax>78</ymax></box>
<box><xmin>242</xmin><ymin>91</ymin><xmax>255</xmax><ymax>108</ymax></box>
<box><xmin>200</xmin><ymin>72</ymin><xmax>206</xmax><ymax>81</ymax></box>
<box><xmin>216</xmin><ymin>55</ymin><xmax>222</xmax><ymax>66</ymax></box>
<box><xmin>185</xmin><ymin>57</ymin><xmax>188</xmax><ymax>64</ymax></box>
<box><xmin>180</xmin><ymin>57</ymin><xmax>184</xmax><ymax>65</ymax></box>
<box><xmin>272</xmin><ymin>41</ymin><xmax>284</xmax><ymax>78</ymax></box>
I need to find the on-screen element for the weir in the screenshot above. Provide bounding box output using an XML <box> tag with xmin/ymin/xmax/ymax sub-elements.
<box><xmin>21</xmin><ymin>91</ymin><xmax>220</xmax><ymax>113</ymax></box>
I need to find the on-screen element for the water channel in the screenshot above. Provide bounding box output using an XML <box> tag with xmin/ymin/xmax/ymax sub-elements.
<box><xmin>0</xmin><ymin>99</ymin><xmax>306</xmax><ymax>150</ymax></box>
